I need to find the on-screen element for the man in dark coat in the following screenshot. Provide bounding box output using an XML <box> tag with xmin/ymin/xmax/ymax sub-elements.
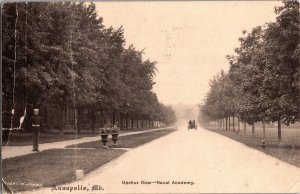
<box><xmin>30</xmin><ymin>108</ymin><xmax>42</xmax><ymax>151</ymax></box>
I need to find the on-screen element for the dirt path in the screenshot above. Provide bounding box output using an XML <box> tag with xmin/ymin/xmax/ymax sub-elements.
<box><xmin>19</xmin><ymin>127</ymin><xmax>300</xmax><ymax>193</ymax></box>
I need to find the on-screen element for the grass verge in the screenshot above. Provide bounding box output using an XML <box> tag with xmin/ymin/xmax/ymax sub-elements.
<box><xmin>207</xmin><ymin>128</ymin><xmax>300</xmax><ymax>168</ymax></box>
<box><xmin>2</xmin><ymin>128</ymin><xmax>175</xmax><ymax>192</ymax></box>
<box><xmin>2</xmin><ymin>127</ymin><xmax>164</xmax><ymax>146</ymax></box>
<box><xmin>3</xmin><ymin>131</ymin><xmax>97</xmax><ymax>146</ymax></box>
<box><xmin>67</xmin><ymin>128</ymin><xmax>175</xmax><ymax>149</ymax></box>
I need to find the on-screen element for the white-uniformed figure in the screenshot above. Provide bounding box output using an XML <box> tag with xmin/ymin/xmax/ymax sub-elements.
<box><xmin>30</xmin><ymin>108</ymin><xmax>41</xmax><ymax>152</ymax></box>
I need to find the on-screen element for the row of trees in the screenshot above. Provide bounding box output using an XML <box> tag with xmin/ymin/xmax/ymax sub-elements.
<box><xmin>201</xmin><ymin>1</ymin><xmax>299</xmax><ymax>140</ymax></box>
<box><xmin>2</xmin><ymin>2</ymin><xmax>176</xmax><ymax>129</ymax></box>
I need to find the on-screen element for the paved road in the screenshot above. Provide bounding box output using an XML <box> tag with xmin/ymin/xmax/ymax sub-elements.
<box><xmin>20</xmin><ymin>126</ymin><xmax>300</xmax><ymax>193</ymax></box>
<box><xmin>2</xmin><ymin>127</ymin><xmax>171</xmax><ymax>159</ymax></box>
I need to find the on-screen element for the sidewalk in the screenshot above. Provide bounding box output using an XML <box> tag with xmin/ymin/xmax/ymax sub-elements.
<box><xmin>2</xmin><ymin>127</ymin><xmax>174</xmax><ymax>159</ymax></box>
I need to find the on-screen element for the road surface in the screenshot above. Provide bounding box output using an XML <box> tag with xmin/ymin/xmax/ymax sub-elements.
<box><xmin>20</xmin><ymin>126</ymin><xmax>300</xmax><ymax>193</ymax></box>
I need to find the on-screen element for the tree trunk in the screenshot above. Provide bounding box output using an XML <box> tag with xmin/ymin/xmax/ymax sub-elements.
<box><xmin>278</xmin><ymin>119</ymin><xmax>281</xmax><ymax>141</ymax></box>
<box><xmin>219</xmin><ymin>119</ymin><xmax>222</xmax><ymax>130</ymax></box>
<box><xmin>238</xmin><ymin>117</ymin><xmax>240</xmax><ymax>133</ymax></box>
<box><xmin>101</xmin><ymin>111</ymin><xmax>104</xmax><ymax>127</ymax></box>
<box><xmin>226</xmin><ymin>117</ymin><xmax>228</xmax><ymax>130</ymax></box>
<box><xmin>105</xmin><ymin>111</ymin><xmax>108</xmax><ymax>127</ymax></box>
<box><xmin>131</xmin><ymin>117</ymin><xmax>134</xmax><ymax>130</ymax></box>
<box><xmin>262</xmin><ymin>121</ymin><xmax>265</xmax><ymax>139</ymax></box>
<box><xmin>112</xmin><ymin>111</ymin><xmax>116</xmax><ymax>125</ymax></box>
<box><xmin>77</xmin><ymin>109</ymin><xmax>81</xmax><ymax>134</ymax></box>
<box><xmin>228</xmin><ymin>117</ymin><xmax>231</xmax><ymax>130</ymax></box>
<box><xmin>252</xmin><ymin>123</ymin><xmax>255</xmax><ymax>135</ymax></box>
<box><xmin>221</xmin><ymin>118</ymin><xmax>223</xmax><ymax>130</ymax></box>
<box><xmin>232</xmin><ymin>116</ymin><xmax>235</xmax><ymax>132</ymax></box>
<box><xmin>91</xmin><ymin>110</ymin><xmax>95</xmax><ymax>133</ymax></box>
<box><xmin>126</xmin><ymin>113</ymin><xmax>129</xmax><ymax>130</ymax></box>
<box><xmin>120</xmin><ymin>113</ymin><xmax>123</xmax><ymax>130</ymax></box>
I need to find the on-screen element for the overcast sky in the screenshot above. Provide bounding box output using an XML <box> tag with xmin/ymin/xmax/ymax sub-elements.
<box><xmin>95</xmin><ymin>1</ymin><xmax>282</xmax><ymax>105</ymax></box>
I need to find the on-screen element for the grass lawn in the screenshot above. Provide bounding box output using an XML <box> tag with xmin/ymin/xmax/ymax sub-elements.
<box><xmin>2</xmin><ymin>127</ymin><xmax>164</xmax><ymax>146</ymax></box>
<box><xmin>3</xmin><ymin>149</ymin><xmax>126</xmax><ymax>192</ymax></box>
<box><xmin>2</xmin><ymin>131</ymin><xmax>98</xmax><ymax>146</ymax></box>
<box><xmin>67</xmin><ymin>128</ymin><xmax>176</xmax><ymax>149</ymax></box>
<box><xmin>207</xmin><ymin>126</ymin><xmax>300</xmax><ymax>168</ymax></box>
<box><xmin>2</xmin><ymin>128</ymin><xmax>175</xmax><ymax>192</ymax></box>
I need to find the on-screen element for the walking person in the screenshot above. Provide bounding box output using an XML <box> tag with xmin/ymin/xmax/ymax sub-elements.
<box><xmin>30</xmin><ymin>108</ymin><xmax>42</xmax><ymax>152</ymax></box>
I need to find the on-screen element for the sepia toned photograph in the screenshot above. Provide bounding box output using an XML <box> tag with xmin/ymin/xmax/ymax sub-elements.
<box><xmin>1</xmin><ymin>1</ymin><xmax>300</xmax><ymax>193</ymax></box>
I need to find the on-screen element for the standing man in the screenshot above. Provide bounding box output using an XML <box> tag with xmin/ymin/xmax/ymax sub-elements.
<box><xmin>30</xmin><ymin>108</ymin><xmax>41</xmax><ymax>152</ymax></box>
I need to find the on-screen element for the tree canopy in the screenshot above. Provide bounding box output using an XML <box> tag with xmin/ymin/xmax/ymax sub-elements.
<box><xmin>200</xmin><ymin>1</ymin><xmax>299</xmax><ymax>140</ymax></box>
<box><xmin>2</xmin><ymin>2</ymin><xmax>176</xmax><ymax>125</ymax></box>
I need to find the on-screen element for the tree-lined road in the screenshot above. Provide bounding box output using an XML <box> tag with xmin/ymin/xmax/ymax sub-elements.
<box><xmin>22</xmin><ymin>127</ymin><xmax>300</xmax><ymax>193</ymax></box>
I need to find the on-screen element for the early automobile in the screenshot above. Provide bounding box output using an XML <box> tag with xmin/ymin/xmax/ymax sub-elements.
<box><xmin>188</xmin><ymin>120</ymin><xmax>197</xmax><ymax>130</ymax></box>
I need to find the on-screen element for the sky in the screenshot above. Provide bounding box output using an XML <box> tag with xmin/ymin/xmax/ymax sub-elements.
<box><xmin>95</xmin><ymin>1</ymin><xmax>282</xmax><ymax>105</ymax></box>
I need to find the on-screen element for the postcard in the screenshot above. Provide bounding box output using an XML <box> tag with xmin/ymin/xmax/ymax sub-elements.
<box><xmin>2</xmin><ymin>1</ymin><xmax>300</xmax><ymax>193</ymax></box>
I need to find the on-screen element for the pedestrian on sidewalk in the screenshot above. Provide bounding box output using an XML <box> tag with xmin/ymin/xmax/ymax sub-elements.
<box><xmin>30</xmin><ymin>108</ymin><xmax>42</xmax><ymax>152</ymax></box>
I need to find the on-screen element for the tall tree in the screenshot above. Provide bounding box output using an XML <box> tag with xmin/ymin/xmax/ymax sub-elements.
<box><xmin>261</xmin><ymin>1</ymin><xmax>299</xmax><ymax>140</ymax></box>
